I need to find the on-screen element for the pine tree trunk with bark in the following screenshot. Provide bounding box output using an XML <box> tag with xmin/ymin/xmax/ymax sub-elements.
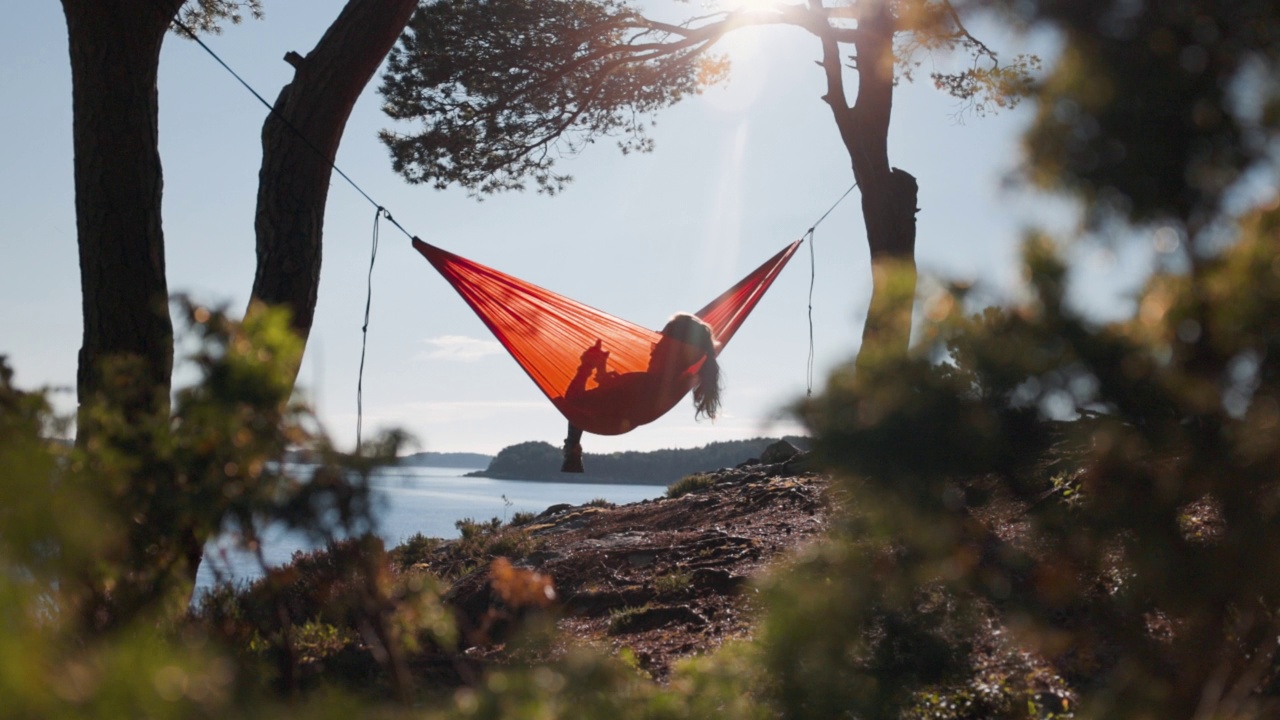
<box><xmin>249</xmin><ymin>0</ymin><xmax>418</xmax><ymax>363</ymax></box>
<box><xmin>60</xmin><ymin>0</ymin><xmax>419</xmax><ymax>607</ymax></box>
<box><xmin>817</xmin><ymin>1</ymin><xmax>920</xmax><ymax>368</ymax></box>
<box><xmin>61</xmin><ymin>0</ymin><xmax>184</xmax><ymax>423</ymax></box>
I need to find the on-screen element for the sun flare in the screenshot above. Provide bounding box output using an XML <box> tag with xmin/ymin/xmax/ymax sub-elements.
<box><xmin>720</xmin><ymin>0</ymin><xmax>784</xmax><ymax>10</ymax></box>
<box><xmin>709</xmin><ymin>0</ymin><xmax>789</xmax><ymax>58</ymax></box>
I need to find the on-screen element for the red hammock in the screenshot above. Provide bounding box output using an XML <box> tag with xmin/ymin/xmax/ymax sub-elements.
<box><xmin>412</xmin><ymin>238</ymin><xmax>802</xmax><ymax>435</ymax></box>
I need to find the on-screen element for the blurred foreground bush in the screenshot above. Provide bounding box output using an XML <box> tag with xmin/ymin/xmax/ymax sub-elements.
<box><xmin>772</xmin><ymin>202</ymin><xmax>1280</xmax><ymax>719</ymax></box>
<box><xmin>0</xmin><ymin>302</ymin><xmax>438</xmax><ymax>715</ymax></box>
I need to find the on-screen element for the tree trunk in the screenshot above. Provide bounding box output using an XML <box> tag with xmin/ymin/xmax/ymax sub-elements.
<box><xmin>816</xmin><ymin>1</ymin><xmax>920</xmax><ymax>368</ymax></box>
<box><xmin>249</xmin><ymin>0</ymin><xmax>418</xmax><ymax>367</ymax></box>
<box><xmin>61</xmin><ymin>0</ymin><xmax>183</xmax><ymax>424</ymax></box>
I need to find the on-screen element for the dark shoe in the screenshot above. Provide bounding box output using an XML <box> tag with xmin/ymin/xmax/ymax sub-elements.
<box><xmin>561</xmin><ymin>440</ymin><xmax>584</xmax><ymax>473</ymax></box>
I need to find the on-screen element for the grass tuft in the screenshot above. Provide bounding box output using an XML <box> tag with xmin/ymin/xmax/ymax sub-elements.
<box><xmin>667</xmin><ymin>473</ymin><xmax>717</xmax><ymax>499</ymax></box>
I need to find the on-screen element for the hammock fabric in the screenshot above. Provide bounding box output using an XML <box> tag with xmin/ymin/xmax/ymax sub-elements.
<box><xmin>412</xmin><ymin>238</ymin><xmax>802</xmax><ymax>435</ymax></box>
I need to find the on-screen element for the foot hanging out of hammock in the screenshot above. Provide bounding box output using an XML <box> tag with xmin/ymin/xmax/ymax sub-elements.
<box><xmin>411</xmin><ymin>237</ymin><xmax>802</xmax><ymax>472</ymax></box>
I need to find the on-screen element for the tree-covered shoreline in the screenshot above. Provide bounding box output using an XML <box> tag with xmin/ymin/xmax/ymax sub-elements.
<box><xmin>466</xmin><ymin>437</ymin><xmax>811</xmax><ymax>485</ymax></box>
<box><xmin>397</xmin><ymin>451</ymin><xmax>494</xmax><ymax>469</ymax></box>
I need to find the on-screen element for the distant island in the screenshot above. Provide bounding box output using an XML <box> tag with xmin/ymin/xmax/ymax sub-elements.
<box><xmin>397</xmin><ymin>451</ymin><xmax>494</xmax><ymax>469</ymax></box>
<box><xmin>464</xmin><ymin>436</ymin><xmax>810</xmax><ymax>486</ymax></box>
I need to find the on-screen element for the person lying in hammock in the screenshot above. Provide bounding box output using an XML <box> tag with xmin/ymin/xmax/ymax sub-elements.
<box><xmin>559</xmin><ymin>313</ymin><xmax>722</xmax><ymax>473</ymax></box>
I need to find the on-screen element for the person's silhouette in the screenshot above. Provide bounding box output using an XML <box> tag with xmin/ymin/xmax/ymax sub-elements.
<box><xmin>560</xmin><ymin>313</ymin><xmax>721</xmax><ymax>473</ymax></box>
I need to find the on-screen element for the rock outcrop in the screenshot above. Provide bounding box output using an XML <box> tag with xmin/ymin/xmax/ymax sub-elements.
<box><xmin>402</xmin><ymin>454</ymin><xmax>829</xmax><ymax>679</ymax></box>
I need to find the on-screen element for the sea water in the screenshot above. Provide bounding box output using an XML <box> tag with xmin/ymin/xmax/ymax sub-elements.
<box><xmin>193</xmin><ymin>466</ymin><xmax>665</xmax><ymax>595</ymax></box>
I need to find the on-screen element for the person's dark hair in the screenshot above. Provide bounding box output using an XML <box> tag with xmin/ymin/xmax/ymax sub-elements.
<box><xmin>661</xmin><ymin>313</ymin><xmax>721</xmax><ymax>420</ymax></box>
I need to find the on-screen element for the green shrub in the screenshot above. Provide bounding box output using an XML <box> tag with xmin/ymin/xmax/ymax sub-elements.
<box><xmin>760</xmin><ymin>211</ymin><xmax>1280</xmax><ymax>719</ymax></box>
<box><xmin>448</xmin><ymin>516</ymin><xmax>543</xmax><ymax>572</ymax></box>
<box><xmin>509</xmin><ymin>510</ymin><xmax>537</xmax><ymax>526</ymax></box>
<box><xmin>654</xmin><ymin>571</ymin><xmax>692</xmax><ymax>595</ymax></box>
<box><xmin>607</xmin><ymin>604</ymin><xmax>654</xmax><ymax>635</ymax></box>
<box><xmin>666</xmin><ymin>473</ymin><xmax>717</xmax><ymax>499</ymax></box>
<box><xmin>455</xmin><ymin>516</ymin><xmax>503</xmax><ymax>544</ymax></box>
<box><xmin>0</xmin><ymin>304</ymin><xmax>444</xmax><ymax>712</ymax></box>
<box><xmin>389</xmin><ymin>532</ymin><xmax>442</xmax><ymax>569</ymax></box>
<box><xmin>486</xmin><ymin>529</ymin><xmax>544</xmax><ymax>560</ymax></box>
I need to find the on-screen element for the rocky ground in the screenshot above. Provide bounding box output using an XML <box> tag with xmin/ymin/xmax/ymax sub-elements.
<box><xmin>400</xmin><ymin>443</ymin><xmax>828</xmax><ymax>680</ymax></box>
<box><xmin>395</xmin><ymin>446</ymin><xmax>1078</xmax><ymax>713</ymax></box>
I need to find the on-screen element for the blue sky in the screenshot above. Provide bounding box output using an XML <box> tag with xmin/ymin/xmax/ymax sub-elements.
<box><xmin>0</xmin><ymin>1</ymin><xmax>1154</xmax><ymax>455</ymax></box>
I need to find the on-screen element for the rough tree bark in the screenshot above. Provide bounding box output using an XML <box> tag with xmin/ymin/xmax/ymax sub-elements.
<box><xmin>249</xmin><ymin>0</ymin><xmax>418</xmax><ymax>366</ymax></box>
<box><xmin>816</xmin><ymin>1</ymin><xmax>920</xmax><ymax>367</ymax></box>
<box><xmin>61</xmin><ymin>0</ymin><xmax>185</xmax><ymax>423</ymax></box>
<box><xmin>64</xmin><ymin>0</ymin><xmax>419</xmax><ymax>418</ymax></box>
<box><xmin>61</xmin><ymin>0</ymin><xmax>419</xmax><ymax>604</ymax></box>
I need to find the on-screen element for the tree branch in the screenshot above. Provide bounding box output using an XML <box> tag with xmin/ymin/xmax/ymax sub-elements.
<box><xmin>940</xmin><ymin>0</ymin><xmax>997</xmax><ymax>62</ymax></box>
<box><xmin>813</xmin><ymin>1</ymin><xmax>854</xmax><ymax>130</ymax></box>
